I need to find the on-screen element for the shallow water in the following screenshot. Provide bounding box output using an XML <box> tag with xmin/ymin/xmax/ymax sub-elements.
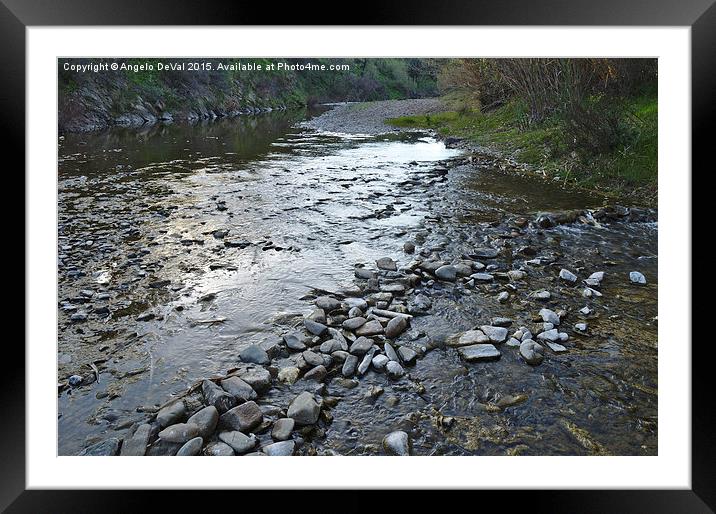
<box><xmin>57</xmin><ymin>109</ymin><xmax>657</xmax><ymax>456</ymax></box>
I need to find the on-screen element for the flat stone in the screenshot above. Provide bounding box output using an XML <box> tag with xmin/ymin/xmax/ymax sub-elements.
<box><xmin>263</xmin><ymin>440</ymin><xmax>296</xmax><ymax>456</ymax></box>
<box><xmin>533</xmin><ymin>290</ymin><xmax>551</xmax><ymax>301</ymax></box>
<box><xmin>479</xmin><ymin>325</ymin><xmax>509</xmax><ymax>343</ymax></box>
<box><xmin>539</xmin><ymin>308</ymin><xmax>561</xmax><ymax>326</ymax></box>
<box><xmin>343</xmin><ymin>317</ymin><xmax>367</xmax><ymax>330</ymax></box>
<box><xmin>156</xmin><ymin>401</ymin><xmax>186</xmax><ymax>428</ymax></box>
<box><xmin>355</xmin><ymin>268</ymin><xmax>376</xmax><ymax>280</ymax></box>
<box><xmin>316</xmin><ymin>296</ymin><xmax>342</xmax><ymax>312</ymax></box>
<box><xmin>559</xmin><ymin>269</ymin><xmax>578</xmax><ymax>282</ymax></box>
<box><xmin>507</xmin><ymin>270</ymin><xmax>526</xmax><ymax>281</ymax></box>
<box><xmin>220</xmin><ymin>401</ymin><xmax>263</xmax><ymax>432</ymax></box>
<box><xmin>435</xmin><ymin>265</ymin><xmax>457</xmax><ymax>281</ymax></box>
<box><xmin>345</xmin><ymin>297</ymin><xmax>368</xmax><ymax>310</ymax></box>
<box><xmin>537</xmin><ymin>329</ymin><xmax>560</xmax><ymax>342</ymax></box>
<box><xmin>204</xmin><ymin>441</ymin><xmax>235</xmax><ymax>456</ymax></box>
<box><xmin>283</xmin><ymin>332</ymin><xmax>307</xmax><ymax>351</ymax></box>
<box><xmin>176</xmin><ymin>437</ymin><xmax>203</xmax><ymax>456</ymax></box>
<box><xmin>471</xmin><ymin>273</ymin><xmax>494</xmax><ymax>282</ymax></box>
<box><xmin>304</xmin><ymin>319</ymin><xmax>328</xmax><ymax>336</ymax></box>
<box><xmin>120</xmin><ymin>424</ymin><xmax>152</xmax><ymax>456</ymax></box>
<box><xmin>271</xmin><ymin>418</ymin><xmax>295</xmax><ymax>441</ymax></box>
<box><xmin>385</xmin><ymin>316</ymin><xmax>408</xmax><ymax>339</ymax></box>
<box><xmin>397</xmin><ymin>346</ymin><xmax>418</xmax><ymax>365</ymax></box>
<box><xmin>240</xmin><ymin>344</ymin><xmax>270</xmax><ymax>365</ymax></box>
<box><xmin>473</xmin><ymin>247</ymin><xmax>499</xmax><ymax>259</ymax></box>
<box><xmin>545</xmin><ymin>341</ymin><xmax>568</xmax><ymax>353</ymax></box>
<box><xmin>447</xmin><ymin>330</ymin><xmax>489</xmax><ymax>347</ymax></box>
<box><xmin>218</xmin><ymin>431</ymin><xmax>258</xmax><ymax>454</ymax></box>
<box><xmin>349</xmin><ymin>336</ymin><xmax>375</xmax><ymax>355</ymax></box>
<box><xmin>158</xmin><ymin>423</ymin><xmax>200</xmax><ymax>443</ymax></box>
<box><xmin>187</xmin><ymin>406</ymin><xmax>219</xmax><ymax>439</ymax></box>
<box><xmin>79</xmin><ymin>438</ymin><xmax>120</xmax><ymax>456</ymax></box>
<box><xmin>491</xmin><ymin>317</ymin><xmax>513</xmax><ymax>327</ymax></box>
<box><xmin>287</xmin><ymin>391</ymin><xmax>320</xmax><ymax>425</ymax></box>
<box><xmin>302</xmin><ymin>350</ymin><xmax>324</xmax><ymax>367</ymax></box>
<box><xmin>220</xmin><ymin>376</ymin><xmax>257</xmax><ymax>402</ymax></box>
<box><xmin>457</xmin><ymin>344</ymin><xmax>501</xmax><ymax>362</ymax></box>
<box><xmin>320</xmin><ymin>339</ymin><xmax>345</xmax><ymax>353</ymax></box>
<box><xmin>382</xmin><ymin>431</ymin><xmax>410</xmax><ymax>455</ymax></box>
<box><xmin>355</xmin><ymin>320</ymin><xmax>384</xmax><ymax>337</ymax></box>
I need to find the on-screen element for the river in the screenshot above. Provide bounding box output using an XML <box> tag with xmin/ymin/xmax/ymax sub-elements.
<box><xmin>58</xmin><ymin>106</ymin><xmax>658</xmax><ymax>456</ymax></box>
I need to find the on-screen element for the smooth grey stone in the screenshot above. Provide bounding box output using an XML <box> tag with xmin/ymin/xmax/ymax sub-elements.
<box><xmin>447</xmin><ymin>330</ymin><xmax>489</xmax><ymax>347</ymax></box>
<box><xmin>278</xmin><ymin>366</ymin><xmax>300</xmax><ymax>385</ymax></box>
<box><xmin>220</xmin><ymin>401</ymin><xmax>263</xmax><ymax>432</ymax></box>
<box><xmin>287</xmin><ymin>391</ymin><xmax>320</xmax><ymax>425</ymax></box>
<box><xmin>435</xmin><ymin>265</ymin><xmax>457</xmax><ymax>281</ymax></box>
<box><xmin>342</xmin><ymin>354</ymin><xmax>359</xmax><ymax>377</ymax></box>
<box><xmin>239</xmin><ymin>367</ymin><xmax>271</xmax><ymax>393</ymax></box>
<box><xmin>589</xmin><ymin>271</ymin><xmax>605</xmax><ymax>282</ymax></box>
<box><xmin>471</xmin><ymin>273</ymin><xmax>494</xmax><ymax>282</ymax></box>
<box><xmin>385</xmin><ymin>316</ymin><xmax>408</xmax><ymax>339</ymax></box>
<box><xmin>304</xmin><ymin>365</ymin><xmax>327</xmax><ymax>382</ymax></box>
<box><xmin>158</xmin><ymin>423</ymin><xmax>200</xmax><ymax>443</ymax></box>
<box><xmin>497</xmin><ymin>291</ymin><xmax>510</xmax><ymax>303</ymax></box>
<box><xmin>218</xmin><ymin>431</ymin><xmax>258</xmax><ymax>454</ymax></box>
<box><xmin>533</xmin><ymin>290</ymin><xmax>551</xmax><ymax>301</ymax></box>
<box><xmin>187</xmin><ymin>406</ymin><xmax>219</xmax><ymax>439</ymax></box>
<box><xmin>376</xmin><ymin>257</ymin><xmax>397</xmax><ymax>271</ymax></box>
<box><xmin>316</xmin><ymin>295</ymin><xmax>342</xmax><ymax>311</ymax></box>
<box><xmin>304</xmin><ymin>319</ymin><xmax>327</xmax><ymax>336</ymax></box>
<box><xmin>505</xmin><ymin>337</ymin><xmax>522</xmax><ymax>347</ymax></box>
<box><xmin>345</xmin><ymin>297</ymin><xmax>369</xmax><ymax>311</ymax></box>
<box><xmin>284</xmin><ymin>332</ymin><xmax>307</xmax><ymax>351</ymax></box>
<box><xmin>629</xmin><ymin>271</ymin><xmax>647</xmax><ymax>284</ymax></box>
<box><xmin>384</xmin><ymin>342</ymin><xmax>400</xmax><ymax>362</ymax></box>
<box><xmin>357</xmin><ymin>348</ymin><xmax>376</xmax><ymax>375</ymax></box>
<box><xmin>220</xmin><ymin>376</ymin><xmax>257</xmax><ymax>402</ymax></box>
<box><xmin>545</xmin><ymin>341</ymin><xmax>568</xmax><ymax>353</ymax></box>
<box><xmin>240</xmin><ymin>344</ymin><xmax>270</xmax><ymax>365</ymax></box>
<box><xmin>479</xmin><ymin>325</ymin><xmax>509</xmax><ymax>343</ymax></box>
<box><xmin>308</xmin><ymin>308</ymin><xmax>327</xmax><ymax>324</ymax></box>
<box><xmin>472</xmin><ymin>247</ymin><xmax>499</xmax><ymax>259</ymax></box>
<box><xmin>574</xmin><ymin>322</ymin><xmax>588</xmax><ymax>332</ymax></box>
<box><xmin>80</xmin><ymin>438</ymin><xmax>120</xmax><ymax>456</ymax></box>
<box><xmin>382</xmin><ymin>431</ymin><xmax>410</xmax><ymax>455</ymax></box>
<box><xmin>491</xmin><ymin>317</ymin><xmax>513</xmax><ymax>327</ymax></box>
<box><xmin>386</xmin><ymin>361</ymin><xmax>405</xmax><ymax>379</ymax></box>
<box><xmin>120</xmin><ymin>424</ymin><xmax>151</xmax><ymax>456</ymax></box>
<box><xmin>263</xmin><ymin>440</ymin><xmax>296</xmax><ymax>456</ymax></box>
<box><xmin>507</xmin><ymin>270</ymin><xmax>526</xmax><ymax>281</ymax></box>
<box><xmin>372</xmin><ymin>354</ymin><xmax>389</xmax><ymax>371</ymax></box>
<box><xmin>349</xmin><ymin>336</ymin><xmax>374</xmax><ymax>355</ymax></box>
<box><xmin>320</xmin><ymin>339</ymin><xmax>344</xmax><ymax>354</ymax></box>
<box><xmin>559</xmin><ymin>269</ymin><xmax>578</xmax><ymax>282</ymax></box>
<box><xmin>355</xmin><ymin>268</ymin><xmax>376</xmax><ymax>280</ymax></box>
<box><xmin>397</xmin><ymin>346</ymin><xmax>418</xmax><ymax>365</ymax></box>
<box><xmin>457</xmin><ymin>344</ymin><xmax>501</xmax><ymax>362</ymax></box>
<box><xmin>355</xmin><ymin>320</ymin><xmax>384</xmax><ymax>337</ymax></box>
<box><xmin>519</xmin><ymin>340</ymin><xmax>544</xmax><ymax>365</ymax></box>
<box><xmin>343</xmin><ymin>317</ymin><xmax>367</xmax><ymax>330</ymax></box>
<box><xmin>202</xmin><ymin>380</ymin><xmax>237</xmax><ymax>413</ymax></box>
<box><xmin>271</xmin><ymin>418</ymin><xmax>295</xmax><ymax>441</ymax></box>
<box><xmin>156</xmin><ymin>401</ymin><xmax>186</xmax><ymax>428</ymax></box>
<box><xmin>348</xmin><ymin>307</ymin><xmax>364</xmax><ymax>318</ymax></box>
<box><xmin>204</xmin><ymin>441</ymin><xmax>235</xmax><ymax>456</ymax></box>
<box><xmin>537</xmin><ymin>329</ymin><xmax>560</xmax><ymax>342</ymax></box>
<box><xmin>539</xmin><ymin>308</ymin><xmax>560</xmax><ymax>325</ymax></box>
<box><xmin>176</xmin><ymin>437</ymin><xmax>203</xmax><ymax>456</ymax></box>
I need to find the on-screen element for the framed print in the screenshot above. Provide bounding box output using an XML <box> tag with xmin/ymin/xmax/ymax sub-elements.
<box><xmin>6</xmin><ymin>0</ymin><xmax>711</xmax><ymax>510</ymax></box>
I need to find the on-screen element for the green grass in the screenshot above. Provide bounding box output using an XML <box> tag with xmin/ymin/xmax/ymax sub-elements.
<box><xmin>387</xmin><ymin>94</ymin><xmax>657</xmax><ymax>205</ymax></box>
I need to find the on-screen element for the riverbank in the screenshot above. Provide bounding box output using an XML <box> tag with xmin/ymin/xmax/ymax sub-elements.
<box><xmin>385</xmin><ymin>95</ymin><xmax>658</xmax><ymax>207</ymax></box>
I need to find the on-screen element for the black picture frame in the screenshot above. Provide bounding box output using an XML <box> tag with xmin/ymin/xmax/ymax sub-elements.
<box><xmin>4</xmin><ymin>0</ymin><xmax>710</xmax><ymax>511</ymax></box>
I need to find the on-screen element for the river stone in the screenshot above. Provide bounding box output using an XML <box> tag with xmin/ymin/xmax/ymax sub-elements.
<box><xmin>537</xmin><ymin>329</ymin><xmax>560</xmax><ymax>342</ymax></box>
<box><xmin>473</xmin><ymin>247</ymin><xmax>499</xmax><ymax>259</ymax></box>
<box><xmin>315</xmin><ymin>296</ymin><xmax>341</xmax><ymax>312</ymax></box>
<box><xmin>447</xmin><ymin>330</ymin><xmax>489</xmax><ymax>347</ymax></box>
<box><xmin>349</xmin><ymin>336</ymin><xmax>375</xmax><ymax>355</ymax></box>
<box><xmin>120</xmin><ymin>424</ymin><xmax>152</xmax><ymax>456</ymax></box>
<box><xmin>80</xmin><ymin>438</ymin><xmax>120</xmax><ymax>456</ymax></box>
<box><xmin>308</xmin><ymin>308</ymin><xmax>327</xmax><ymax>324</ymax></box>
<box><xmin>302</xmin><ymin>350</ymin><xmax>324</xmax><ymax>367</ymax></box>
<box><xmin>283</xmin><ymin>332</ymin><xmax>307</xmax><ymax>351</ymax></box>
<box><xmin>239</xmin><ymin>367</ymin><xmax>272</xmax><ymax>393</ymax></box>
<box><xmin>220</xmin><ymin>401</ymin><xmax>263</xmax><ymax>432</ymax></box>
<box><xmin>204</xmin><ymin>441</ymin><xmax>235</xmax><ymax>456</ymax></box>
<box><xmin>304</xmin><ymin>319</ymin><xmax>328</xmax><ymax>336</ymax></box>
<box><xmin>304</xmin><ymin>365</ymin><xmax>327</xmax><ymax>382</ymax></box>
<box><xmin>397</xmin><ymin>346</ymin><xmax>418</xmax><ymax>365</ymax></box>
<box><xmin>372</xmin><ymin>354</ymin><xmax>389</xmax><ymax>371</ymax></box>
<box><xmin>357</xmin><ymin>348</ymin><xmax>376</xmax><ymax>375</ymax></box>
<box><xmin>629</xmin><ymin>271</ymin><xmax>647</xmax><ymax>284</ymax></box>
<box><xmin>156</xmin><ymin>401</ymin><xmax>187</xmax><ymax>428</ymax></box>
<box><xmin>508</xmin><ymin>270</ymin><xmax>526</xmax><ymax>281</ymax></box>
<box><xmin>355</xmin><ymin>268</ymin><xmax>376</xmax><ymax>280</ymax></box>
<box><xmin>539</xmin><ymin>308</ymin><xmax>561</xmax><ymax>326</ymax></box>
<box><xmin>479</xmin><ymin>325</ymin><xmax>509</xmax><ymax>343</ymax></box>
<box><xmin>545</xmin><ymin>341</ymin><xmax>568</xmax><ymax>353</ymax></box>
<box><xmin>271</xmin><ymin>418</ymin><xmax>295</xmax><ymax>441</ymax></box>
<box><xmin>574</xmin><ymin>322</ymin><xmax>588</xmax><ymax>332</ymax></box>
<box><xmin>287</xmin><ymin>391</ymin><xmax>320</xmax><ymax>425</ymax></box>
<box><xmin>342</xmin><ymin>354</ymin><xmax>359</xmax><ymax>377</ymax></box>
<box><xmin>404</xmin><ymin>242</ymin><xmax>416</xmax><ymax>253</ymax></box>
<box><xmin>348</xmin><ymin>307</ymin><xmax>364</xmax><ymax>318</ymax></box>
<box><xmin>345</xmin><ymin>297</ymin><xmax>369</xmax><ymax>310</ymax></box>
<box><xmin>435</xmin><ymin>265</ymin><xmax>457</xmax><ymax>281</ymax></box>
<box><xmin>220</xmin><ymin>376</ymin><xmax>257</xmax><ymax>402</ymax></box>
<box><xmin>218</xmin><ymin>431</ymin><xmax>258</xmax><ymax>454</ymax></box>
<box><xmin>331</xmin><ymin>350</ymin><xmax>350</xmax><ymax>362</ymax></box>
<box><xmin>320</xmin><ymin>339</ymin><xmax>344</xmax><ymax>354</ymax></box>
<box><xmin>187</xmin><ymin>406</ymin><xmax>219</xmax><ymax>439</ymax></box>
<box><xmin>385</xmin><ymin>316</ymin><xmax>408</xmax><ymax>339</ymax></box>
<box><xmin>382</xmin><ymin>431</ymin><xmax>410</xmax><ymax>456</ymax></box>
<box><xmin>579</xmin><ymin>306</ymin><xmax>592</xmax><ymax>315</ymax></box>
<box><xmin>533</xmin><ymin>290</ymin><xmax>551</xmax><ymax>301</ymax></box>
<box><xmin>176</xmin><ymin>437</ymin><xmax>203</xmax><ymax>456</ymax></box>
<box><xmin>409</xmin><ymin>293</ymin><xmax>432</xmax><ymax>314</ymax></box>
<box><xmin>491</xmin><ymin>317</ymin><xmax>513</xmax><ymax>327</ymax></box>
<box><xmin>506</xmin><ymin>337</ymin><xmax>522</xmax><ymax>347</ymax></box>
<box><xmin>559</xmin><ymin>269</ymin><xmax>578</xmax><ymax>282</ymax></box>
<box><xmin>158</xmin><ymin>423</ymin><xmax>200</xmax><ymax>443</ymax></box>
<box><xmin>278</xmin><ymin>366</ymin><xmax>300</xmax><ymax>385</ymax></box>
<box><xmin>240</xmin><ymin>344</ymin><xmax>270</xmax><ymax>365</ymax></box>
<box><xmin>589</xmin><ymin>271</ymin><xmax>605</xmax><ymax>282</ymax></box>
<box><xmin>519</xmin><ymin>340</ymin><xmax>545</xmax><ymax>365</ymax></box>
<box><xmin>263</xmin><ymin>440</ymin><xmax>296</xmax><ymax>456</ymax></box>
<box><xmin>386</xmin><ymin>361</ymin><xmax>406</xmax><ymax>379</ymax></box>
<box><xmin>457</xmin><ymin>344</ymin><xmax>501</xmax><ymax>362</ymax></box>
<box><xmin>202</xmin><ymin>380</ymin><xmax>238</xmax><ymax>413</ymax></box>
<box><xmin>381</xmin><ymin>283</ymin><xmax>406</xmax><ymax>295</ymax></box>
<box><xmin>497</xmin><ymin>291</ymin><xmax>510</xmax><ymax>303</ymax></box>
<box><xmin>384</xmin><ymin>342</ymin><xmax>400</xmax><ymax>362</ymax></box>
<box><xmin>343</xmin><ymin>317</ymin><xmax>367</xmax><ymax>330</ymax></box>
<box><xmin>355</xmin><ymin>320</ymin><xmax>384</xmax><ymax>337</ymax></box>
<box><xmin>376</xmin><ymin>257</ymin><xmax>397</xmax><ymax>271</ymax></box>
<box><xmin>471</xmin><ymin>273</ymin><xmax>494</xmax><ymax>282</ymax></box>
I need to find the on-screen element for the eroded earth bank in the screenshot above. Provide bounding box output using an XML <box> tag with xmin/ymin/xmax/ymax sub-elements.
<box><xmin>58</xmin><ymin>100</ymin><xmax>657</xmax><ymax>456</ymax></box>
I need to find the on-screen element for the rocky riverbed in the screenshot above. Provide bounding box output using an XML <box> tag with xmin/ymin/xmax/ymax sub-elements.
<box><xmin>58</xmin><ymin>103</ymin><xmax>658</xmax><ymax>456</ymax></box>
